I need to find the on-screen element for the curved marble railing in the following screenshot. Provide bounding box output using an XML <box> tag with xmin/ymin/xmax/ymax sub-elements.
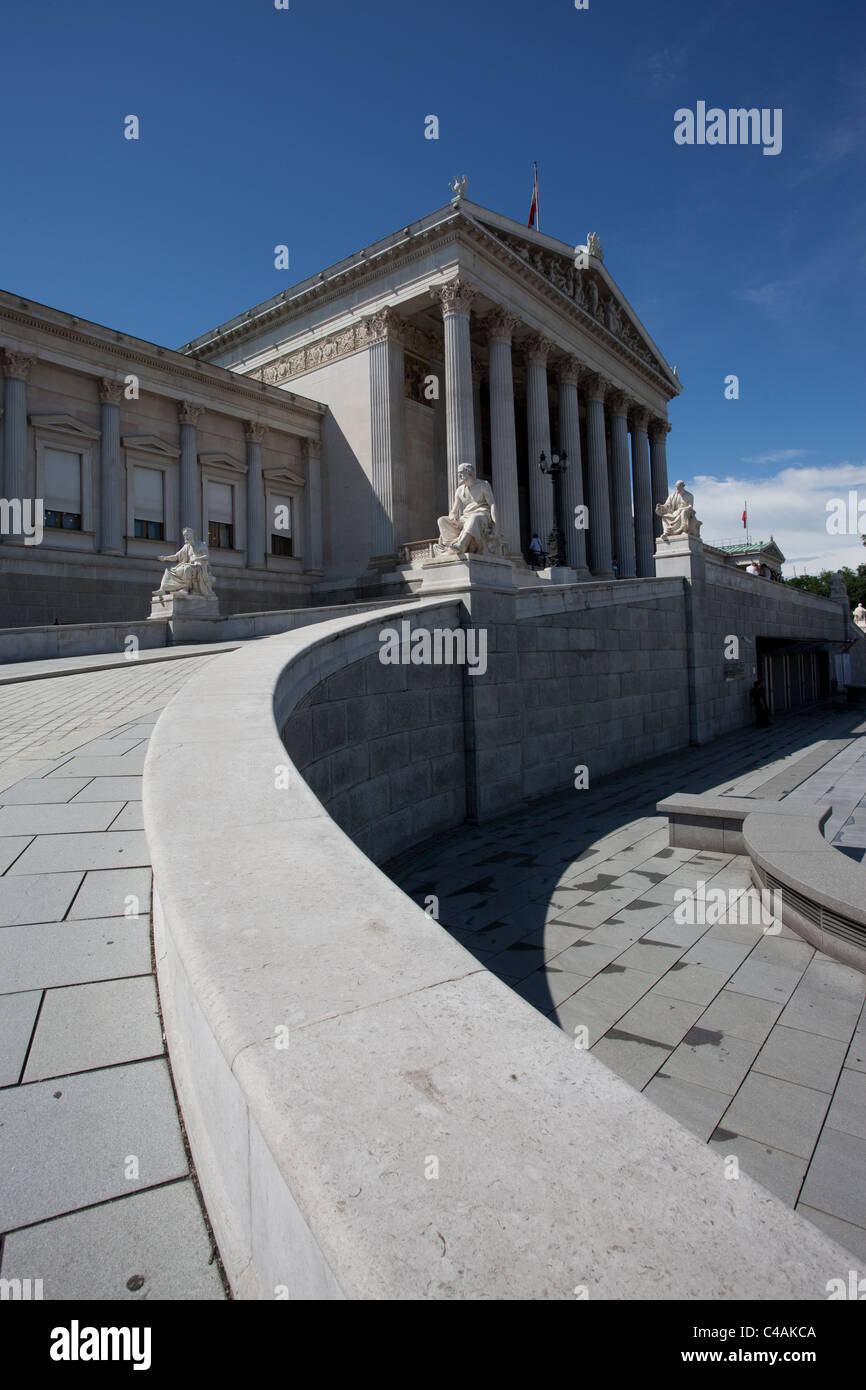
<box><xmin>144</xmin><ymin>598</ymin><xmax>856</xmax><ymax>1299</ymax></box>
<box><xmin>744</xmin><ymin>807</ymin><xmax>866</xmax><ymax>974</ymax></box>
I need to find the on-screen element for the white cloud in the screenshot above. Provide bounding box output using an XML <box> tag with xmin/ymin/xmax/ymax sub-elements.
<box><xmin>693</xmin><ymin>462</ymin><xmax>866</xmax><ymax>574</ymax></box>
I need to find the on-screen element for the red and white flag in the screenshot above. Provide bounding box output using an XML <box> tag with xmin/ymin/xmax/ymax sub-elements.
<box><xmin>527</xmin><ymin>162</ymin><xmax>539</xmax><ymax>229</ymax></box>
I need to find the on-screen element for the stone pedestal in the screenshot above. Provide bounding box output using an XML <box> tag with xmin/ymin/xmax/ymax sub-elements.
<box><xmin>419</xmin><ymin>552</ymin><xmax>516</xmax><ymax>594</ymax></box>
<box><xmin>653</xmin><ymin>532</ymin><xmax>705</xmax><ymax>582</ymax></box>
<box><xmin>149</xmin><ymin>591</ymin><xmax>221</xmax><ymax>620</ymax></box>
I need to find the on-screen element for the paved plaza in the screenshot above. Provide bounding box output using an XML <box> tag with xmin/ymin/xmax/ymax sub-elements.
<box><xmin>395</xmin><ymin>704</ymin><xmax>866</xmax><ymax>1260</ymax></box>
<box><xmin>0</xmin><ymin>650</ymin><xmax>229</xmax><ymax>1300</ymax></box>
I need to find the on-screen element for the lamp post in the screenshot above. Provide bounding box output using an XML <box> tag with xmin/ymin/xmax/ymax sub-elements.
<box><xmin>539</xmin><ymin>450</ymin><xmax>567</xmax><ymax>568</ymax></box>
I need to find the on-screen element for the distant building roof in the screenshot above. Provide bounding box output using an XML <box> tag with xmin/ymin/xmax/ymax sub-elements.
<box><xmin>712</xmin><ymin>538</ymin><xmax>786</xmax><ymax>564</ymax></box>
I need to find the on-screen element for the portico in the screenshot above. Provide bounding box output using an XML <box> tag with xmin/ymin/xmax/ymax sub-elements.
<box><xmin>182</xmin><ymin>194</ymin><xmax>681</xmax><ymax>590</ymax></box>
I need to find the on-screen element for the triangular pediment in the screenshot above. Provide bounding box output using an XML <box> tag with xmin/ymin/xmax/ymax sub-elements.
<box><xmin>121</xmin><ymin>434</ymin><xmax>181</xmax><ymax>458</ymax></box>
<box><xmin>29</xmin><ymin>413</ymin><xmax>101</xmax><ymax>440</ymax></box>
<box><xmin>468</xmin><ymin>212</ymin><xmax>679</xmax><ymax>392</ymax></box>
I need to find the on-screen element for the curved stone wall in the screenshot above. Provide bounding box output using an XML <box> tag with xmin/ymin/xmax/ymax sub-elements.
<box><xmin>144</xmin><ymin>595</ymin><xmax>857</xmax><ymax>1299</ymax></box>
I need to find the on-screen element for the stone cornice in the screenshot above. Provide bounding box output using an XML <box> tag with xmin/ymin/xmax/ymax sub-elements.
<box><xmin>0</xmin><ymin>305</ymin><xmax>326</xmax><ymax>424</ymax></box>
<box><xmin>187</xmin><ymin>210</ymin><xmax>678</xmax><ymax>405</ymax></box>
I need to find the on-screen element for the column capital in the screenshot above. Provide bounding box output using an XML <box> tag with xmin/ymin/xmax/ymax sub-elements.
<box><xmin>430</xmin><ymin>277</ymin><xmax>477</xmax><ymax>318</ymax></box>
<box><xmin>301</xmin><ymin>437</ymin><xmax>322</xmax><ymax>460</ymax></box>
<box><xmin>607</xmin><ymin>389</ymin><xmax>631</xmax><ymax>417</ymax></box>
<box><xmin>485</xmin><ymin>308</ymin><xmax>521</xmax><ymax>344</ymax></box>
<box><xmin>1</xmin><ymin>349</ymin><xmax>35</xmax><ymax>382</ymax></box>
<box><xmin>555</xmin><ymin>355</ymin><xmax>582</xmax><ymax>386</ymax></box>
<box><xmin>649</xmin><ymin>417</ymin><xmax>671</xmax><ymax>441</ymax></box>
<box><xmin>178</xmin><ymin>400</ymin><xmax>203</xmax><ymax>426</ymax></box>
<box><xmin>245</xmin><ymin>422</ymin><xmax>267</xmax><ymax>445</ymax></box>
<box><xmin>524</xmin><ymin>333</ymin><xmax>554</xmax><ymax>366</ymax></box>
<box><xmin>99</xmin><ymin>378</ymin><xmax>125</xmax><ymax>406</ymax></box>
<box><xmin>583</xmin><ymin>372</ymin><xmax>609</xmax><ymax>404</ymax></box>
<box><xmin>630</xmin><ymin>405</ymin><xmax>651</xmax><ymax>432</ymax></box>
<box><xmin>362</xmin><ymin>306</ymin><xmax>406</xmax><ymax>344</ymax></box>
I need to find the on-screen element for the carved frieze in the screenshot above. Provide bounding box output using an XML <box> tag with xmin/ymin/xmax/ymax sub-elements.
<box><xmin>493</xmin><ymin>229</ymin><xmax>660</xmax><ymax>374</ymax></box>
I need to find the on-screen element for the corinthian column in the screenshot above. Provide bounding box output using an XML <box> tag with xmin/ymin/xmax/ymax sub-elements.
<box><xmin>608</xmin><ymin>391</ymin><xmax>636</xmax><ymax>578</ymax></box>
<box><xmin>486</xmin><ymin>308</ymin><xmax>521</xmax><ymax>554</ymax></box>
<box><xmin>630</xmin><ymin>407</ymin><xmax>654</xmax><ymax>576</ymax></box>
<box><xmin>1</xmin><ymin>350</ymin><xmax>34</xmax><ymax>518</ymax></box>
<box><xmin>302</xmin><ymin>437</ymin><xmax>324</xmax><ymax>573</ymax></box>
<box><xmin>525</xmin><ymin>334</ymin><xmax>554</xmax><ymax>550</ymax></box>
<box><xmin>177</xmin><ymin>401</ymin><xmax>203</xmax><ymax>539</ymax></box>
<box><xmin>583</xmin><ymin>373</ymin><xmax>614</xmax><ymax>577</ymax></box>
<box><xmin>367</xmin><ymin>307</ymin><xmax>407</xmax><ymax>559</ymax></box>
<box><xmin>649</xmin><ymin>418</ymin><xmax>671</xmax><ymax>536</ymax></box>
<box><xmin>430</xmin><ymin>278</ymin><xmax>476</xmax><ymax>501</ymax></box>
<box><xmin>245</xmin><ymin>423</ymin><xmax>266</xmax><ymax>568</ymax></box>
<box><xmin>98</xmin><ymin>379</ymin><xmax>124</xmax><ymax>554</ymax></box>
<box><xmin>556</xmin><ymin>357</ymin><xmax>590</xmax><ymax>576</ymax></box>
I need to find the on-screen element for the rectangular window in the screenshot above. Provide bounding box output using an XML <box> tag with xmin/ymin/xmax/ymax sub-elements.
<box><xmin>207</xmin><ymin>482</ymin><xmax>234</xmax><ymax>549</ymax></box>
<box><xmin>43</xmin><ymin>447</ymin><xmax>82</xmax><ymax>530</ymax></box>
<box><xmin>270</xmin><ymin>496</ymin><xmax>293</xmax><ymax>556</ymax></box>
<box><xmin>133</xmin><ymin>467</ymin><xmax>164</xmax><ymax>540</ymax></box>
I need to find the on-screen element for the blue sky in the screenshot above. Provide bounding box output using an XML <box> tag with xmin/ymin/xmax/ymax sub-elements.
<box><xmin>2</xmin><ymin>0</ymin><xmax>864</xmax><ymax>571</ymax></box>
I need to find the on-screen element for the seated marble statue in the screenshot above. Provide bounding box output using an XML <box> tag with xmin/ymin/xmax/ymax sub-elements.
<box><xmin>436</xmin><ymin>463</ymin><xmax>507</xmax><ymax>558</ymax></box>
<box><xmin>655</xmin><ymin>480</ymin><xmax>701</xmax><ymax>538</ymax></box>
<box><xmin>154</xmin><ymin>527</ymin><xmax>217</xmax><ymax>601</ymax></box>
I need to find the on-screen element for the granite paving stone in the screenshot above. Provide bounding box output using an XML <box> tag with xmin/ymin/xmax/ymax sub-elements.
<box><xmin>66</xmin><ymin>868</ymin><xmax>153</xmax><ymax>921</ymax></box>
<box><xmin>0</xmin><ymin>872</ymin><xmax>84</xmax><ymax>927</ymax></box>
<box><xmin>642</xmin><ymin>1073</ymin><xmax>732</xmax><ymax>1142</ymax></box>
<box><xmin>23</xmin><ymin>976</ymin><xmax>164</xmax><ymax>1082</ymax></box>
<box><xmin>0</xmin><ymin>1180</ymin><xmax>224</xmax><ymax>1301</ymax></box>
<box><xmin>9</xmin><ymin>831</ymin><xmax>150</xmax><ymax>876</ymax></box>
<box><xmin>707</xmin><ymin>1133</ymin><xmax>808</xmax><ymax>1207</ymax></box>
<box><xmin>824</xmin><ymin>1068</ymin><xmax>866</xmax><ymax>1141</ymax></box>
<box><xmin>800</xmin><ymin>1128</ymin><xmax>866</xmax><ymax>1230</ymax></box>
<box><xmin>720</xmin><ymin>1073</ymin><xmax>831</xmax><ymax>1159</ymax></box>
<box><xmin>0</xmin><ymin>990</ymin><xmax>42</xmax><ymax>1086</ymax></box>
<box><xmin>0</xmin><ymin>1059</ymin><xmax>189</xmax><ymax>1229</ymax></box>
<box><xmin>0</xmin><ymin>917</ymin><xmax>152</xmax><ymax>993</ymax></box>
<box><xmin>752</xmin><ymin>1026</ymin><xmax>847</xmax><ymax>1093</ymax></box>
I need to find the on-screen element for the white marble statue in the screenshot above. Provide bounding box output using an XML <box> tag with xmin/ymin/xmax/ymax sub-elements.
<box><xmin>154</xmin><ymin>528</ymin><xmax>217</xmax><ymax>602</ymax></box>
<box><xmin>854</xmin><ymin>602</ymin><xmax>866</xmax><ymax>633</ymax></box>
<box><xmin>656</xmin><ymin>480</ymin><xmax>702</xmax><ymax>538</ymax></box>
<box><xmin>435</xmin><ymin>463</ymin><xmax>507</xmax><ymax>558</ymax></box>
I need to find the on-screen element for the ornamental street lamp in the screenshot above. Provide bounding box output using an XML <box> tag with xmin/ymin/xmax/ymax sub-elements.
<box><xmin>539</xmin><ymin>450</ymin><xmax>567</xmax><ymax>568</ymax></box>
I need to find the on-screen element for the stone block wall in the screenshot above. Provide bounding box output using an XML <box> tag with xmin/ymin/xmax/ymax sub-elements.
<box><xmin>282</xmin><ymin>650</ymin><xmax>465</xmax><ymax>865</ymax></box>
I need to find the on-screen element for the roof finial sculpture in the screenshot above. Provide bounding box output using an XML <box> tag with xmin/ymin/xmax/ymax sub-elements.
<box><xmin>449</xmin><ymin>174</ymin><xmax>469</xmax><ymax>199</ymax></box>
<box><xmin>586</xmin><ymin>231</ymin><xmax>603</xmax><ymax>261</ymax></box>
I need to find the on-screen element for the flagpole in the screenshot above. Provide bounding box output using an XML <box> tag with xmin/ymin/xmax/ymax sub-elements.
<box><xmin>535</xmin><ymin>161</ymin><xmax>540</xmax><ymax>232</ymax></box>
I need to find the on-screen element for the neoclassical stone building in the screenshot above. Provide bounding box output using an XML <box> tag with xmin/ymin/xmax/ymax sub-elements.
<box><xmin>182</xmin><ymin>194</ymin><xmax>681</xmax><ymax>592</ymax></box>
<box><xmin>1</xmin><ymin>194</ymin><xmax>682</xmax><ymax>624</ymax></box>
<box><xmin>0</xmin><ymin>292</ymin><xmax>325</xmax><ymax>626</ymax></box>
